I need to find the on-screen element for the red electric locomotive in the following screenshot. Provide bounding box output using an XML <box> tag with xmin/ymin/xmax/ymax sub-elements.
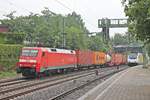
<box><xmin>17</xmin><ymin>47</ymin><xmax>77</xmax><ymax>77</ymax></box>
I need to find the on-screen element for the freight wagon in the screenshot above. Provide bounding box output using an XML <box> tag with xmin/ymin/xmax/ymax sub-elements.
<box><xmin>75</xmin><ymin>50</ymin><xmax>94</xmax><ymax>67</ymax></box>
<box><xmin>93</xmin><ymin>52</ymin><xmax>106</xmax><ymax>67</ymax></box>
<box><xmin>108</xmin><ymin>53</ymin><xmax>126</xmax><ymax>66</ymax></box>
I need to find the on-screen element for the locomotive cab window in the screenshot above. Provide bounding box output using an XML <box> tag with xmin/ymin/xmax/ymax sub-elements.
<box><xmin>128</xmin><ymin>53</ymin><xmax>137</xmax><ymax>59</ymax></box>
<box><xmin>42</xmin><ymin>52</ymin><xmax>45</xmax><ymax>57</ymax></box>
<box><xmin>71</xmin><ymin>51</ymin><xmax>73</xmax><ymax>53</ymax></box>
<box><xmin>51</xmin><ymin>49</ymin><xmax>57</xmax><ymax>52</ymax></box>
<box><xmin>21</xmin><ymin>49</ymin><xmax>38</xmax><ymax>57</ymax></box>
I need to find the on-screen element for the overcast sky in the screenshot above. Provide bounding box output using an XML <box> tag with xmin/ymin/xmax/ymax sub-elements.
<box><xmin>0</xmin><ymin>0</ymin><xmax>128</xmax><ymax>37</ymax></box>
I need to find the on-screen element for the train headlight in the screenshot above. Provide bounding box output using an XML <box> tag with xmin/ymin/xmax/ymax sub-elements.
<box><xmin>19</xmin><ymin>59</ymin><xmax>26</xmax><ymax>62</ymax></box>
<box><xmin>29</xmin><ymin>60</ymin><xmax>37</xmax><ymax>63</ymax></box>
<box><xmin>19</xmin><ymin>59</ymin><xmax>37</xmax><ymax>63</ymax></box>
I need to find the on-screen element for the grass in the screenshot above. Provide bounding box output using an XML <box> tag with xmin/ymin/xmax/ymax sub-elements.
<box><xmin>0</xmin><ymin>70</ymin><xmax>17</xmax><ymax>79</ymax></box>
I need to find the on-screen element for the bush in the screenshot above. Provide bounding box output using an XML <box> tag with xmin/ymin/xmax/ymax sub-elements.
<box><xmin>0</xmin><ymin>32</ymin><xmax>25</xmax><ymax>44</ymax></box>
<box><xmin>0</xmin><ymin>44</ymin><xmax>23</xmax><ymax>71</ymax></box>
<box><xmin>5</xmin><ymin>33</ymin><xmax>25</xmax><ymax>44</ymax></box>
<box><xmin>0</xmin><ymin>33</ymin><xmax>6</xmax><ymax>44</ymax></box>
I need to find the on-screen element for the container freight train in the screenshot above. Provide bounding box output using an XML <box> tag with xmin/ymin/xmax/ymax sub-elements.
<box><xmin>16</xmin><ymin>47</ymin><xmax>127</xmax><ymax>77</ymax></box>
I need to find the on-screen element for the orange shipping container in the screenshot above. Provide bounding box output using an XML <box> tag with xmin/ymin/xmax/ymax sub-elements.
<box><xmin>93</xmin><ymin>51</ymin><xmax>106</xmax><ymax>65</ymax></box>
<box><xmin>115</xmin><ymin>53</ymin><xmax>124</xmax><ymax>65</ymax></box>
<box><xmin>108</xmin><ymin>53</ymin><xmax>125</xmax><ymax>66</ymax></box>
<box><xmin>76</xmin><ymin>50</ymin><xmax>94</xmax><ymax>67</ymax></box>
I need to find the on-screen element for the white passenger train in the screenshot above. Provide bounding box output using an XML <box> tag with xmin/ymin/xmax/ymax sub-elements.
<box><xmin>127</xmin><ymin>52</ymin><xmax>144</xmax><ymax>66</ymax></box>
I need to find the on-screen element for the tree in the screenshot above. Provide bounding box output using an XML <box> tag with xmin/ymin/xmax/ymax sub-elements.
<box><xmin>145</xmin><ymin>43</ymin><xmax>150</xmax><ymax>56</ymax></box>
<box><xmin>111</xmin><ymin>33</ymin><xmax>129</xmax><ymax>45</ymax></box>
<box><xmin>111</xmin><ymin>33</ymin><xmax>143</xmax><ymax>46</ymax></box>
<box><xmin>122</xmin><ymin>0</ymin><xmax>150</xmax><ymax>43</ymax></box>
<box><xmin>87</xmin><ymin>34</ymin><xmax>110</xmax><ymax>52</ymax></box>
<box><xmin>1</xmin><ymin>9</ymin><xmax>89</xmax><ymax>48</ymax></box>
<box><xmin>4</xmin><ymin>11</ymin><xmax>16</xmax><ymax>20</ymax></box>
<box><xmin>1</xmin><ymin>8</ymin><xmax>110</xmax><ymax>51</ymax></box>
<box><xmin>123</xmin><ymin>0</ymin><xmax>150</xmax><ymax>56</ymax></box>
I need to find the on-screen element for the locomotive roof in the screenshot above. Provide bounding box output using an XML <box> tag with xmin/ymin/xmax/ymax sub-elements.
<box><xmin>22</xmin><ymin>47</ymin><xmax>75</xmax><ymax>54</ymax></box>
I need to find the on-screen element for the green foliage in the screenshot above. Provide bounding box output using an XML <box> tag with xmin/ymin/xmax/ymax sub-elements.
<box><xmin>111</xmin><ymin>33</ymin><xmax>144</xmax><ymax>47</ymax></box>
<box><xmin>0</xmin><ymin>33</ymin><xmax>6</xmax><ymax>44</ymax></box>
<box><xmin>88</xmin><ymin>34</ymin><xmax>111</xmax><ymax>52</ymax></box>
<box><xmin>111</xmin><ymin>33</ymin><xmax>129</xmax><ymax>45</ymax></box>
<box><xmin>65</xmin><ymin>27</ymin><xmax>88</xmax><ymax>50</ymax></box>
<box><xmin>0</xmin><ymin>44</ymin><xmax>23</xmax><ymax>71</ymax></box>
<box><xmin>1</xmin><ymin>8</ymin><xmax>110</xmax><ymax>51</ymax></box>
<box><xmin>123</xmin><ymin>0</ymin><xmax>150</xmax><ymax>43</ymax></box>
<box><xmin>0</xmin><ymin>32</ymin><xmax>25</xmax><ymax>44</ymax></box>
<box><xmin>5</xmin><ymin>33</ymin><xmax>25</xmax><ymax>44</ymax></box>
<box><xmin>1</xmin><ymin>10</ymin><xmax>89</xmax><ymax>48</ymax></box>
<box><xmin>145</xmin><ymin>43</ymin><xmax>150</xmax><ymax>56</ymax></box>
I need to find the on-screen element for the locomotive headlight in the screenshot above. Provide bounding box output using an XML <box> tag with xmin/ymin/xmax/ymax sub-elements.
<box><xmin>19</xmin><ymin>59</ymin><xmax>26</xmax><ymax>62</ymax></box>
<box><xmin>29</xmin><ymin>60</ymin><xmax>37</xmax><ymax>63</ymax></box>
<box><xmin>19</xmin><ymin>59</ymin><xmax>37</xmax><ymax>63</ymax></box>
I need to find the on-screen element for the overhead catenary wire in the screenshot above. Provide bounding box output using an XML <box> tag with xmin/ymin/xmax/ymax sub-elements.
<box><xmin>55</xmin><ymin>0</ymin><xmax>73</xmax><ymax>12</ymax></box>
<box><xmin>3</xmin><ymin>0</ymin><xmax>98</xmax><ymax>30</ymax></box>
<box><xmin>4</xmin><ymin>0</ymin><xmax>32</xmax><ymax>14</ymax></box>
<box><xmin>53</xmin><ymin>0</ymin><xmax>98</xmax><ymax>29</ymax></box>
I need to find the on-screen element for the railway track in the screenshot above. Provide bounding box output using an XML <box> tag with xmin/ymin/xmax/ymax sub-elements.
<box><xmin>0</xmin><ymin>77</ymin><xmax>25</xmax><ymax>83</ymax></box>
<box><xmin>0</xmin><ymin>68</ymin><xmax>103</xmax><ymax>100</ymax></box>
<box><xmin>0</xmin><ymin>71</ymin><xmax>94</xmax><ymax>94</ymax></box>
<box><xmin>0</xmin><ymin>67</ymin><xmax>114</xmax><ymax>89</ymax></box>
<box><xmin>49</xmin><ymin>67</ymin><xmax>127</xmax><ymax>100</ymax></box>
<box><xmin>0</xmin><ymin>67</ymin><xmax>119</xmax><ymax>100</ymax></box>
<box><xmin>0</xmin><ymin>67</ymin><xmax>109</xmax><ymax>87</ymax></box>
<box><xmin>0</xmin><ymin>79</ymin><xmax>29</xmax><ymax>87</ymax></box>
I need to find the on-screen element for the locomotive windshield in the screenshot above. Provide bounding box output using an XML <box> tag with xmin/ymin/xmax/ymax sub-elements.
<box><xmin>21</xmin><ymin>49</ymin><xmax>38</xmax><ymax>57</ymax></box>
<box><xmin>129</xmin><ymin>53</ymin><xmax>137</xmax><ymax>59</ymax></box>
